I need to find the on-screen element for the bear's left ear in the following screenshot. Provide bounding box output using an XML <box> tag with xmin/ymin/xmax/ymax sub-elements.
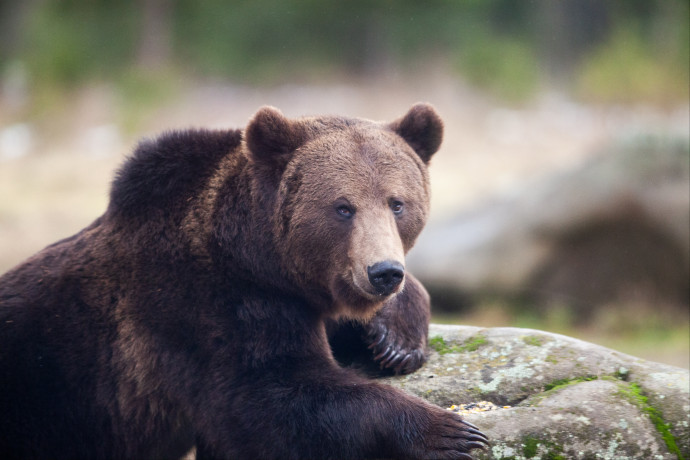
<box><xmin>246</xmin><ymin>106</ymin><xmax>307</xmax><ymax>170</ymax></box>
<box><xmin>389</xmin><ymin>103</ymin><xmax>443</xmax><ymax>164</ymax></box>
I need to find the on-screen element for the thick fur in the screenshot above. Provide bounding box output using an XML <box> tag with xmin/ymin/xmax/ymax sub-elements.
<box><xmin>0</xmin><ymin>105</ymin><xmax>487</xmax><ymax>459</ymax></box>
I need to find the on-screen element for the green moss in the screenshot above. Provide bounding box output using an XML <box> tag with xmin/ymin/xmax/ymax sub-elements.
<box><xmin>462</xmin><ymin>334</ymin><xmax>488</xmax><ymax>352</ymax></box>
<box><xmin>618</xmin><ymin>383</ymin><xmax>685</xmax><ymax>460</ymax></box>
<box><xmin>428</xmin><ymin>335</ymin><xmax>457</xmax><ymax>354</ymax></box>
<box><xmin>523</xmin><ymin>436</ymin><xmax>539</xmax><ymax>457</ymax></box>
<box><xmin>545</xmin><ymin>453</ymin><xmax>566</xmax><ymax>460</ymax></box>
<box><xmin>545</xmin><ymin>355</ymin><xmax>559</xmax><ymax>364</ymax></box>
<box><xmin>526</xmin><ymin>376</ymin><xmax>599</xmax><ymax>406</ymax></box>
<box><xmin>522</xmin><ymin>436</ymin><xmax>565</xmax><ymax>459</ymax></box>
<box><xmin>544</xmin><ymin>375</ymin><xmax>597</xmax><ymax>392</ymax></box>
<box><xmin>428</xmin><ymin>334</ymin><xmax>487</xmax><ymax>355</ymax></box>
<box><xmin>522</xmin><ymin>335</ymin><xmax>543</xmax><ymax>347</ymax></box>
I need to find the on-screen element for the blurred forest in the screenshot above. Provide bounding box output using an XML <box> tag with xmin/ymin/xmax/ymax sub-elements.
<box><xmin>1</xmin><ymin>0</ymin><xmax>688</xmax><ymax>103</ymax></box>
<box><xmin>0</xmin><ymin>0</ymin><xmax>688</xmax><ymax>367</ymax></box>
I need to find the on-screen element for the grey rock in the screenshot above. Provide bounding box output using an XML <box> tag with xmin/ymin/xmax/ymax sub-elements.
<box><xmin>382</xmin><ymin>324</ymin><xmax>690</xmax><ymax>459</ymax></box>
<box><xmin>408</xmin><ymin>137</ymin><xmax>690</xmax><ymax>311</ymax></box>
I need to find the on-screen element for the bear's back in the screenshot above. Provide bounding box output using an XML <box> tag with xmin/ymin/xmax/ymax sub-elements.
<box><xmin>109</xmin><ymin>128</ymin><xmax>242</xmax><ymax>220</ymax></box>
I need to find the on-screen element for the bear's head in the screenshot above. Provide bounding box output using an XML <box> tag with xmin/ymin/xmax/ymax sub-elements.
<box><xmin>245</xmin><ymin>104</ymin><xmax>442</xmax><ymax>319</ymax></box>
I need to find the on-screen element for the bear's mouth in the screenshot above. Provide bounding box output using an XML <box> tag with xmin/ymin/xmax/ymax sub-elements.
<box><xmin>351</xmin><ymin>269</ymin><xmax>385</xmax><ymax>300</ymax></box>
<box><xmin>329</xmin><ymin>271</ymin><xmax>401</xmax><ymax>319</ymax></box>
<box><xmin>351</xmin><ymin>266</ymin><xmax>405</xmax><ymax>299</ymax></box>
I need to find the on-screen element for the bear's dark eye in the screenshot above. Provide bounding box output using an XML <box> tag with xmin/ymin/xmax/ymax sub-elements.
<box><xmin>336</xmin><ymin>205</ymin><xmax>354</xmax><ymax>219</ymax></box>
<box><xmin>390</xmin><ymin>201</ymin><xmax>404</xmax><ymax>215</ymax></box>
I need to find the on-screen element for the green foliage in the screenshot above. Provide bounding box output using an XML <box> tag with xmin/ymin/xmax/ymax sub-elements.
<box><xmin>115</xmin><ymin>69</ymin><xmax>182</xmax><ymax>134</ymax></box>
<box><xmin>458</xmin><ymin>35</ymin><xmax>540</xmax><ymax>103</ymax></box>
<box><xmin>577</xmin><ymin>9</ymin><xmax>690</xmax><ymax>105</ymax></box>
<box><xmin>2</xmin><ymin>0</ymin><xmax>687</xmax><ymax>105</ymax></box>
<box><xmin>23</xmin><ymin>1</ymin><xmax>138</xmax><ymax>88</ymax></box>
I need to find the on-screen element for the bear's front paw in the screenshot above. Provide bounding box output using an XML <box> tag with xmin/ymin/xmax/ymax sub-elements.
<box><xmin>414</xmin><ymin>411</ymin><xmax>489</xmax><ymax>460</ymax></box>
<box><xmin>363</xmin><ymin>319</ymin><xmax>426</xmax><ymax>375</ymax></box>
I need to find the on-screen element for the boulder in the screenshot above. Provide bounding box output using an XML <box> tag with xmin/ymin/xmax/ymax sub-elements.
<box><xmin>408</xmin><ymin>137</ymin><xmax>690</xmax><ymax>315</ymax></box>
<box><xmin>383</xmin><ymin>324</ymin><xmax>689</xmax><ymax>459</ymax></box>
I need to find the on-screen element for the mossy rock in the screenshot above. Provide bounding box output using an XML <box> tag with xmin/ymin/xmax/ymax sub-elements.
<box><xmin>383</xmin><ymin>324</ymin><xmax>689</xmax><ymax>459</ymax></box>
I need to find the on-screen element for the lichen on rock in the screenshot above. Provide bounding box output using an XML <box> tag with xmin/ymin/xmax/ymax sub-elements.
<box><xmin>383</xmin><ymin>324</ymin><xmax>689</xmax><ymax>459</ymax></box>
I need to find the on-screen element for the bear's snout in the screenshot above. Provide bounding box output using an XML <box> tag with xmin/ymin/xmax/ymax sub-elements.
<box><xmin>367</xmin><ymin>260</ymin><xmax>405</xmax><ymax>296</ymax></box>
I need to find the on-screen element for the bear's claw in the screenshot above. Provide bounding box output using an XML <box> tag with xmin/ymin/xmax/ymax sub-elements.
<box><xmin>364</xmin><ymin>323</ymin><xmax>426</xmax><ymax>375</ymax></box>
<box><xmin>413</xmin><ymin>411</ymin><xmax>489</xmax><ymax>459</ymax></box>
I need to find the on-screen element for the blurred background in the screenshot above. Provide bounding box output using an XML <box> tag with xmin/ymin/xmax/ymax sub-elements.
<box><xmin>0</xmin><ymin>0</ymin><xmax>688</xmax><ymax>367</ymax></box>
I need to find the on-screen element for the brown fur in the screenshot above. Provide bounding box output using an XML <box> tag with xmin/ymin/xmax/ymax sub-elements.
<box><xmin>0</xmin><ymin>104</ymin><xmax>487</xmax><ymax>459</ymax></box>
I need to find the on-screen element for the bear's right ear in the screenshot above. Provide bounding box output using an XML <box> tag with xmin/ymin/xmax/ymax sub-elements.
<box><xmin>245</xmin><ymin>106</ymin><xmax>307</xmax><ymax>170</ymax></box>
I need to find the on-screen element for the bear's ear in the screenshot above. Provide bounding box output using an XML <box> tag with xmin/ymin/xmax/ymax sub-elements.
<box><xmin>389</xmin><ymin>103</ymin><xmax>443</xmax><ymax>164</ymax></box>
<box><xmin>245</xmin><ymin>106</ymin><xmax>307</xmax><ymax>169</ymax></box>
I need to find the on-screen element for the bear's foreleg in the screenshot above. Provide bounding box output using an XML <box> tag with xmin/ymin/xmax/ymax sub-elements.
<box><xmin>327</xmin><ymin>273</ymin><xmax>430</xmax><ymax>376</ymax></box>
<box><xmin>193</xmin><ymin>363</ymin><xmax>487</xmax><ymax>460</ymax></box>
<box><xmin>362</xmin><ymin>273</ymin><xmax>431</xmax><ymax>374</ymax></box>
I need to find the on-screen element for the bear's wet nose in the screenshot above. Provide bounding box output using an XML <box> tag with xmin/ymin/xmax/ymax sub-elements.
<box><xmin>367</xmin><ymin>261</ymin><xmax>405</xmax><ymax>296</ymax></box>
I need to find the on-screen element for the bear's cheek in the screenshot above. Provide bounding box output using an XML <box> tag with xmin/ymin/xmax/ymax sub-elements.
<box><xmin>282</xmin><ymin>213</ymin><xmax>349</xmax><ymax>287</ymax></box>
<box><xmin>395</xmin><ymin>205</ymin><xmax>428</xmax><ymax>252</ymax></box>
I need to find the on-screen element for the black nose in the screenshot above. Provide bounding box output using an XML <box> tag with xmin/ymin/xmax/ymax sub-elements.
<box><xmin>367</xmin><ymin>261</ymin><xmax>405</xmax><ymax>296</ymax></box>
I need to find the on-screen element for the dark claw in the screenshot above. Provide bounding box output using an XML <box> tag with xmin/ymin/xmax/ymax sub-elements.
<box><xmin>467</xmin><ymin>434</ymin><xmax>489</xmax><ymax>445</ymax></box>
<box><xmin>401</xmin><ymin>349</ymin><xmax>426</xmax><ymax>374</ymax></box>
<box><xmin>394</xmin><ymin>354</ymin><xmax>413</xmax><ymax>374</ymax></box>
<box><xmin>467</xmin><ymin>441</ymin><xmax>488</xmax><ymax>450</ymax></box>
<box><xmin>457</xmin><ymin>454</ymin><xmax>473</xmax><ymax>460</ymax></box>
<box><xmin>381</xmin><ymin>350</ymin><xmax>402</xmax><ymax>368</ymax></box>
<box><xmin>381</xmin><ymin>347</ymin><xmax>397</xmax><ymax>363</ymax></box>
<box><xmin>373</xmin><ymin>345</ymin><xmax>392</xmax><ymax>361</ymax></box>
<box><xmin>379</xmin><ymin>352</ymin><xmax>393</xmax><ymax>368</ymax></box>
<box><xmin>461</xmin><ymin>420</ymin><xmax>479</xmax><ymax>430</ymax></box>
<box><xmin>466</xmin><ymin>428</ymin><xmax>489</xmax><ymax>442</ymax></box>
<box><xmin>367</xmin><ymin>330</ymin><xmax>388</xmax><ymax>350</ymax></box>
<box><xmin>379</xmin><ymin>353</ymin><xmax>395</xmax><ymax>368</ymax></box>
<box><xmin>384</xmin><ymin>351</ymin><xmax>406</xmax><ymax>370</ymax></box>
<box><xmin>391</xmin><ymin>352</ymin><xmax>406</xmax><ymax>366</ymax></box>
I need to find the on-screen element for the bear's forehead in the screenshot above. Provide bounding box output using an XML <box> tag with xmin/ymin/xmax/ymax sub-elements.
<box><xmin>292</xmin><ymin>127</ymin><xmax>427</xmax><ymax>200</ymax></box>
<box><xmin>303</xmin><ymin>125</ymin><xmax>416</xmax><ymax>163</ymax></box>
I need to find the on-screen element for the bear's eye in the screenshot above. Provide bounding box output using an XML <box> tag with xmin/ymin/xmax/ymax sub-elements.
<box><xmin>336</xmin><ymin>205</ymin><xmax>354</xmax><ymax>219</ymax></box>
<box><xmin>390</xmin><ymin>201</ymin><xmax>404</xmax><ymax>215</ymax></box>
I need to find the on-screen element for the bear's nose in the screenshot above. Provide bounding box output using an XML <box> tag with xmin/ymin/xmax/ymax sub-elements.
<box><xmin>367</xmin><ymin>261</ymin><xmax>405</xmax><ymax>296</ymax></box>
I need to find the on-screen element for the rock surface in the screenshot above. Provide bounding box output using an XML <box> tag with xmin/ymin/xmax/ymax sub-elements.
<box><xmin>383</xmin><ymin>324</ymin><xmax>690</xmax><ymax>460</ymax></box>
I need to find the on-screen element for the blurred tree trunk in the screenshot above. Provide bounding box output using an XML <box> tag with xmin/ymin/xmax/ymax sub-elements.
<box><xmin>535</xmin><ymin>0</ymin><xmax>611</xmax><ymax>81</ymax></box>
<box><xmin>347</xmin><ymin>8</ymin><xmax>394</xmax><ymax>77</ymax></box>
<box><xmin>0</xmin><ymin>0</ymin><xmax>37</xmax><ymax>59</ymax></box>
<box><xmin>136</xmin><ymin>0</ymin><xmax>172</xmax><ymax>71</ymax></box>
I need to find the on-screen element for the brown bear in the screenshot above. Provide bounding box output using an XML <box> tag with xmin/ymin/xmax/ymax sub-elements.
<box><xmin>0</xmin><ymin>104</ymin><xmax>487</xmax><ymax>459</ymax></box>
